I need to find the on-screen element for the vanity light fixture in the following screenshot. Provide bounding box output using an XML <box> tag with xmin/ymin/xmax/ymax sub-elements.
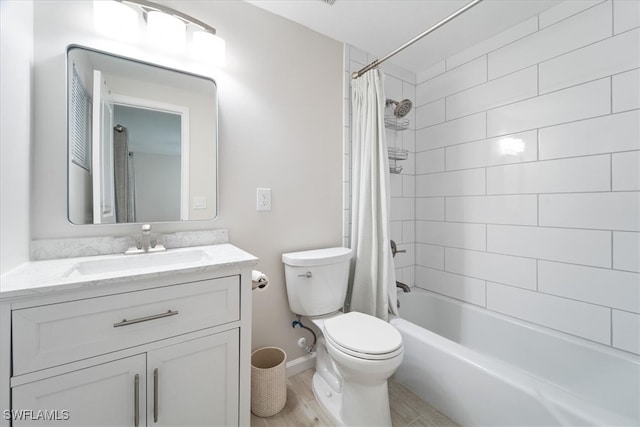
<box><xmin>146</xmin><ymin>10</ymin><xmax>186</xmax><ymax>50</ymax></box>
<box><xmin>94</xmin><ymin>0</ymin><xmax>140</xmax><ymax>41</ymax></box>
<box><xmin>93</xmin><ymin>0</ymin><xmax>225</xmax><ymax>65</ymax></box>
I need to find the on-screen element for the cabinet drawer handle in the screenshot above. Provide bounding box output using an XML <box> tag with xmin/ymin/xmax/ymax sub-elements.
<box><xmin>113</xmin><ymin>310</ymin><xmax>179</xmax><ymax>328</ymax></box>
<box><xmin>134</xmin><ymin>374</ymin><xmax>140</xmax><ymax>427</ymax></box>
<box><xmin>154</xmin><ymin>368</ymin><xmax>159</xmax><ymax>423</ymax></box>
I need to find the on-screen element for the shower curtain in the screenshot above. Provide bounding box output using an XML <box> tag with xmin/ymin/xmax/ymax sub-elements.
<box><xmin>113</xmin><ymin>125</ymin><xmax>135</xmax><ymax>222</ymax></box>
<box><xmin>349</xmin><ymin>69</ymin><xmax>398</xmax><ymax>320</ymax></box>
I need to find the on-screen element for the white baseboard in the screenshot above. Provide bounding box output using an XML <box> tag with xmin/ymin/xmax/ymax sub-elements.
<box><xmin>286</xmin><ymin>352</ymin><xmax>316</xmax><ymax>377</ymax></box>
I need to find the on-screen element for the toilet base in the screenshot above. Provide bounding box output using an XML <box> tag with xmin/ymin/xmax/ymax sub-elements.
<box><xmin>312</xmin><ymin>370</ymin><xmax>393</xmax><ymax>427</ymax></box>
<box><xmin>312</xmin><ymin>371</ymin><xmax>345</xmax><ymax>426</ymax></box>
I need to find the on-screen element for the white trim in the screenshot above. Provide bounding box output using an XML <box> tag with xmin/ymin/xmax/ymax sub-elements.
<box><xmin>286</xmin><ymin>352</ymin><xmax>316</xmax><ymax>378</ymax></box>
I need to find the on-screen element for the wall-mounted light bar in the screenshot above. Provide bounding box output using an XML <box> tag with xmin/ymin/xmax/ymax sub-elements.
<box><xmin>93</xmin><ymin>0</ymin><xmax>225</xmax><ymax>65</ymax></box>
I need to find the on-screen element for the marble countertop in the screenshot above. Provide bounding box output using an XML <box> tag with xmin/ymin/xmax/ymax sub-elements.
<box><xmin>0</xmin><ymin>244</ymin><xmax>258</xmax><ymax>300</ymax></box>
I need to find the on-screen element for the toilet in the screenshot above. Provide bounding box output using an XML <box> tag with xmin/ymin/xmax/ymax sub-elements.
<box><xmin>282</xmin><ymin>247</ymin><xmax>403</xmax><ymax>427</ymax></box>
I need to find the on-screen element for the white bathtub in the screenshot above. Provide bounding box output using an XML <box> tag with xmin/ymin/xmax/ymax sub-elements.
<box><xmin>390</xmin><ymin>288</ymin><xmax>640</xmax><ymax>426</ymax></box>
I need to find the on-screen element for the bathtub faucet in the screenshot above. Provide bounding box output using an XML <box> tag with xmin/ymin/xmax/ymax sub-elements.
<box><xmin>396</xmin><ymin>281</ymin><xmax>411</xmax><ymax>292</ymax></box>
<box><xmin>390</xmin><ymin>240</ymin><xmax>406</xmax><ymax>258</ymax></box>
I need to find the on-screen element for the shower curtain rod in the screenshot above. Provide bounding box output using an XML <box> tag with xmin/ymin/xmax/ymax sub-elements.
<box><xmin>352</xmin><ymin>0</ymin><xmax>483</xmax><ymax>79</ymax></box>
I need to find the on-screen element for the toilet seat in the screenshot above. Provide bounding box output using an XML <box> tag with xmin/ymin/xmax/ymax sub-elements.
<box><xmin>323</xmin><ymin>312</ymin><xmax>403</xmax><ymax>360</ymax></box>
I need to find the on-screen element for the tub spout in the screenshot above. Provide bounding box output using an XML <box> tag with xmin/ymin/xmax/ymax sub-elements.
<box><xmin>396</xmin><ymin>281</ymin><xmax>411</xmax><ymax>293</ymax></box>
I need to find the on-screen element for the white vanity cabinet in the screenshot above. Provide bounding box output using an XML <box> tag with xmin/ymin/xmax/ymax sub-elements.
<box><xmin>12</xmin><ymin>354</ymin><xmax>148</xmax><ymax>426</ymax></box>
<box><xmin>0</xmin><ymin>244</ymin><xmax>258</xmax><ymax>427</ymax></box>
<box><xmin>146</xmin><ymin>330</ymin><xmax>239</xmax><ymax>427</ymax></box>
<box><xmin>11</xmin><ymin>331</ymin><xmax>240</xmax><ymax>427</ymax></box>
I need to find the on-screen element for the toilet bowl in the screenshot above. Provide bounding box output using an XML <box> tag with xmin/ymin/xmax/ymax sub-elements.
<box><xmin>282</xmin><ymin>248</ymin><xmax>404</xmax><ymax>427</ymax></box>
<box><xmin>311</xmin><ymin>312</ymin><xmax>403</xmax><ymax>427</ymax></box>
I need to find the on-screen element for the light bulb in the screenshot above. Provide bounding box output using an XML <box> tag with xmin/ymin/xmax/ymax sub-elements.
<box><xmin>93</xmin><ymin>0</ymin><xmax>139</xmax><ymax>40</ymax></box>
<box><xmin>147</xmin><ymin>11</ymin><xmax>186</xmax><ymax>51</ymax></box>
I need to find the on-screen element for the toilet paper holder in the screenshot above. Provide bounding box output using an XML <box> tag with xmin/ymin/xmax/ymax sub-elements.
<box><xmin>252</xmin><ymin>270</ymin><xmax>269</xmax><ymax>290</ymax></box>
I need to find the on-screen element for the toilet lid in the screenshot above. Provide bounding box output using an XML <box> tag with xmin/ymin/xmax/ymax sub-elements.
<box><xmin>323</xmin><ymin>311</ymin><xmax>402</xmax><ymax>356</ymax></box>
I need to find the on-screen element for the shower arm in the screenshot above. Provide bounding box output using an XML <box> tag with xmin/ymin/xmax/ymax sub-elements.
<box><xmin>352</xmin><ymin>0</ymin><xmax>483</xmax><ymax>79</ymax></box>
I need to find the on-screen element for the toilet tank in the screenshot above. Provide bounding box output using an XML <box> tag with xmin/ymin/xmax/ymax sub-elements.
<box><xmin>282</xmin><ymin>247</ymin><xmax>352</xmax><ymax>317</ymax></box>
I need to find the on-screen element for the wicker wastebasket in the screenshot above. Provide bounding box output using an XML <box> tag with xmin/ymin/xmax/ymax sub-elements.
<box><xmin>251</xmin><ymin>347</ymin><xmax>287</xmax><ymax>417</ymax></box>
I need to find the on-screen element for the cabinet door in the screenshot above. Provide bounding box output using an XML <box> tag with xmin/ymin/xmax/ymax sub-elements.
<box><xmin>147</xmin><ymin>330</ymin><xmax>239</xmax><ymax>427</ymax></box>
<box><xmin>12</xmin><ymin>354</ymin><xmax>146</xmax><ymax>426</ymax></box>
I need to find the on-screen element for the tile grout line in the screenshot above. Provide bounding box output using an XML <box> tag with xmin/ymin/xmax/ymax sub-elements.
<box><xmin>611</xmin><ymin>230</ymin><xmax>614</xmax><ymax>269</ymax></box>
<box><xmin>610</xmin><ymin>308</ymin><xmax>614</xmax><ymax>346</ymax></box>
<box><xmin>610</xmin><ymin>76</ymin><xmax>614</xmax><ymax>114</ymax></box>
<box><xmin>610</xmin><ymin>153</ymin><xmax>613</xmax><ymax>191</ymax></box>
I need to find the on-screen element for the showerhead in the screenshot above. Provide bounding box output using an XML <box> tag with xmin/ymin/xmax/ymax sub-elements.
<box><xmin>386</xmin><ymin>98</ymin><xmax>413</xmax><ymax>118</ymax></box>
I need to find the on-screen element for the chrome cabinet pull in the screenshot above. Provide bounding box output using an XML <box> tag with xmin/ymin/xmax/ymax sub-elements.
<box><xmin>154</xmin><ymin>368</ymin><xmax>159</xmax><ymax>423</ymax></box>
<box><xmin>134</xmin><ymin>374</ymin><xmax>140</xmax><ymax>427</ymax></box>
<box><xmin>113</xmin><ymin>310</ymin><xmax>179</xmax><ymax>328</ymax></box>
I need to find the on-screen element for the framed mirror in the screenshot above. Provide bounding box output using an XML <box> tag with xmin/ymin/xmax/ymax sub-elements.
<box><xmin>67</xmin><ymin>46</ymin><xmax>217</xmax><ymax>225</ymax></box>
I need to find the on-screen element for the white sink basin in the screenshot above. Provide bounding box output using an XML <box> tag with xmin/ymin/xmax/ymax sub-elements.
<box><xmin>64</xmin><ymin>249</ymin><xmax>211</xmax><ymax>278</ymax></box>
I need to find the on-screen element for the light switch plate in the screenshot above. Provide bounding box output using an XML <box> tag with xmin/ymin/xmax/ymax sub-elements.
<box><xmin>257</xmin><ymin>188</ymin><xmax>272</xmax><ymax>211</ymax></box>
<box><xmin>193</xmin><ymin>196</ymin><xmax>207</xmax><ymax>209</ymax></box>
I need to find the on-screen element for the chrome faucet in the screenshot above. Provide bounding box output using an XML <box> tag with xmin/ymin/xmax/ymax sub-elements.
<box><xmin>390</xmin><ymin>240</ymin><xmax>406</xmax><ymax>258</ymax></box>
<box><xmin>396</xmin><ymin>281</ymin><xmax>411</xmax><ymax>293</ymax></box>
<box><xmin>125</xmin><ymin>224</ymin><xmax>166</xmax><ymax>255</ymax></box>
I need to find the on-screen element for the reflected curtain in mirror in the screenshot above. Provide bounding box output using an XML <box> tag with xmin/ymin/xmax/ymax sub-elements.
<box><xmin>113</xmin><ymin>125</ymin><xmax>135</xmax><ymax>223</ymax></box>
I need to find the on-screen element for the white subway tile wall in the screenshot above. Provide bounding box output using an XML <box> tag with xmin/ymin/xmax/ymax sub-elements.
<box><xmin>613</xmin><ymin>231</ymin><xmax>640</xmax><ymax>272</ymax></box>
<box><xmin>612</xmin><ymin>310</ymin><xmax>640</xmax><ymax>354</ymax></box>
<box><xmin>345</xmin><ymin>0</ymin><xmax>639</xmax><ymax>355</ymax></box>
<box><xmin>538</xmin><ymin>28</ymin><xmax>639</xmax><ymax>94</ymax></box>
<box><xmin>613</xmin><ymin>0</ymin><xmax>640</xmax><ymax>34</ymax></box>
<box><xmin>446</xmin><ymin>66</ymin><xmax>538</xmax><ymax>120</ymax></box>
<box><xmin>445</xmin><ymin>130</ymin><xmax>538</xmax><ymax>171</ymax></box>
<box><xmin>486</xmin><ymin>282</ymin><xmax>612</xmax><ymax>345</ymax></box>
<box><xmin>486</xmin><ymin>78</ymin><xmax>611</xmax><ymax>137</ymax></box>
<box><xmin>612</xmin><ymin>151</ymin><xmax>640</xmax><ymax>191</ymax></box>
<box><xmin>487</xmin><ymin>1</ymin><xmax>612</xmax><ymax>79</ymax></box>
<box><xmin>538</xmin><ymin>110</ymin><xmax>640</xmax><ymax>160</ymax></box>
<box><xmin>445</xmin><ymin>195</ymin><xmax>538</xmax><ymax>226</ymax></box>
<box><xmin>413</xmin><ymin>0</ymin><xmax>640</xmax><ymax>354</ymax></box>
<box><xmin>416</xmin><ymin>267</ymin><xmax>486</xmax><ymax>306</ymax></box>
<box><xmin>613</xmin><ymin>69</ymin><xmax>640</xmax><ymax>112</ymax></box>
<box><xmin>538</xmin><ymin>0</ymin><xmax>603</xmax><ymax>29</ymax></box>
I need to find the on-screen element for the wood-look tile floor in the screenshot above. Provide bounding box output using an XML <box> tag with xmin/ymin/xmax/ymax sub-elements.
<box><xmin>250</xmin><ymin>369</ymin><xmax>457</xmax><ymax>427</ymax></box>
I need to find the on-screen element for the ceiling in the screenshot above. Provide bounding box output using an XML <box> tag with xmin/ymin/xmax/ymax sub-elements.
<box><xmin>245</xmin><ymin>0</ymin><xmax>562</xmax><ymax>73</ymax></box>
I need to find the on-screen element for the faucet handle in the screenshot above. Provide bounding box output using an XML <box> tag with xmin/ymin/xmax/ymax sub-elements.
<box><xmin>390</xmin><ymin>240</ymin><xmax>406</xmax><ymax>257</ymax></box>
<box><xmin>142</xmin><ymin>224</ymin><xmax>151</xmax><ymax>233</ymax></box>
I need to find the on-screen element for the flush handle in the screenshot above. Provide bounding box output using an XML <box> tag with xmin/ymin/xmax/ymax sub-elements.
<box><xmin>298</xmin><ymin>272</ymin><xmax>312</xmax><ymax>278</ymax></box>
